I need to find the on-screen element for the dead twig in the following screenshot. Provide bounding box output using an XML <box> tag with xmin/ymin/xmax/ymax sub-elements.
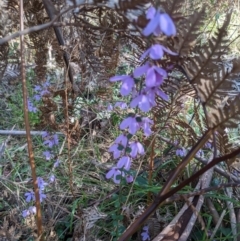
<box><xmin>19</xmin><ymin>0</ymin><xmax>43</xmax><ymax>238</ymax></box>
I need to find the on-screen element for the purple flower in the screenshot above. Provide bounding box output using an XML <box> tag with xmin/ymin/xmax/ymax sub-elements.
<box><xmin>43</xmin><ymin>134</ymin><xmax>59</xmax><ymax>148</ymax></box>
<box><xmin>40</xmin><ymin>89</ymin><xmax>50</xmax><ymax>96</ymax></box>
<box><xmin>54</xmin><ymin>159</ymin><xmax>60</xmax><ymax>168</ymax></box>
<box><xmin>22</xmin><ymin>206</ymin><xmax>36</xmax><ymax>218</ymax></box>
<box><xmin>140</xmin><ymin>117</ymin><xmax>153</xmax><ymax>137</ymax></box>
<box><xmin>49</xmin><ymin>174</ymin><xmax>55</xmax><ymax>183</ymax></box>
<box><xmin>130</xmin><ymin>92</ymin><xmax>152</xmax><ymax>112</ymax></box>
<box><xmin>109</xmin><ymin>143</ymin><xmax>123</xmax><ymax>159</ymax></box>
<box><xmin>24</xmin><ymin>191</ymin><xmax>35</xmax><ymax>203</ymax></box>
<box><xmin>41</xmin><ymin>131</ymin><xmax>49</xmax><ymax>138</ymax></box>
<box><xmin>43</xmin><ymin>151</ymin><xmax>52</xmax><ymax>161</ymax></box>
<box><xmin>43</xmin><ymin>139</ymin><xmax>55</xmax><ymax>148</ymax></box>
<box><xmin>107</xmin><ymin>104</ymin><xmax>113</xmax><ymax>111</ymax></box>
<box><xmin>117</xmin><ymin>156</ymin><xmax>131</xmax><ymax>170</ymax></box>
<box><xmin>146</xmin><ymin>86</ymin><xmax>169</xmax><ymax>102</ymax></box>
<box><xmin>176</xmin><ymin>148</ymin><xmax>186</xmax><ymax>157</ymax></box>
<box><xmin>120</xmin><ymin>116</ymin><xmax>140</xmax><ymax>135</ymax></box>
<box><xmin>22</xmin><ymin>209</ymin><xmax>30</xmax><ymax>218</ymax></box>
<box><xmin>106</xmin><ymin>167</ymin><xmax>124</xmax><ymax>184</ymax></box>
<box><xmin>129</xmin><ymin>141</ymin><xmax>145</xmax><ymax>158</ymax></box>
<box><xmin>110</xmin><ymin>75</ymin><xmax>135</xmax><ymax>96</ymax></box>
<box><xmin>37</xmin><ymin>177</ymin><xmax>48</xmax><ymax>190</ymax></box>
<box><xmin>134</xmin><ymin>63</ymin><xmax>167</xmax><ymax>88</ymax></box>
<box><xmin>39</xmin><ymin>190</ymin><xmax>46</xmax><ymax>202</ymax></box>
<box><xmin>141</xmin><ymin>225</ymin><xmax>150</xmax><ymax>241</ymax></box>
<box><xmin>115</xmin><ymin>134</ymin><xmax>128</xmax><ymax>147</ymax></box>
<box><xmin>53</xmin><ymin>134</ymin><xmax>59</xmax><ymax>145</ymax></box>
<box><xmin>143</xmin><ymin>7</ymin><xmax>176</xmax><ymax>37</ymax></box>
<box><xmin>126</xmin><ymin>175</ymin><xmax>134</xmax><ymax>183</ymax></box>
<box><xmin>27</xmin><ymin>100</ymin><xmax>38</xmax><ymax>113</ymax></box>
<box><xmin>205</xmin><ymin>142</ymin><xmax>212</xmax><ymax>149</ymax></box>
<box><xmin>33</xmin><ymin>94</ymin><xmax>41</xmax><ymax>101</ymax></box>
<box><xmin>140</xmin><ymin>44</ymin><xmax>177</xmax><ymax>61</ymax></box>
<box><xmin>34</xmin><ymin>85</ymin><xmax>42</xmax><ymax>92</ymax></box>
<box><xmin>42</xmin><ymin>81</ymin><xmax>50</xmax><ymax>87</ymax></box>
<box><xmin>114</xmin><ymin>101</ymin><xmax>128</xmax><ymax>109</ymax></box>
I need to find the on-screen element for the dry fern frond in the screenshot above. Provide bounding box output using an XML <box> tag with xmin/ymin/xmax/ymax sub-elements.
<box><xmin>181</xmin><ymin>11</ymin><xmax>231</xmax><ymax>83</ymax></box>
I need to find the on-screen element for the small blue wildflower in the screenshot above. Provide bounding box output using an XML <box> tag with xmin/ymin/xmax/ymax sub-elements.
<box><xmin>176</xmin><ymin>148</ymin><xmax>186</xmax><ymax>157</ymax></box>
<box><xmin>126</xmin><ymin>175</ymin><xmax>133</xmax><ymax>183</ymax></box>
<box><xmin>114</xmin><ymin>101</ymin><xmax>127</xmax><ymax>109</ymax></box>
<box><xmin>33</xmin><ymin>94</ymin><xmax>41</xmax><ymax>101</ymax></box>
<box><xmin>39</xmin><ymin>190</ymin><xmax>46</xmax><ymax>202</ymax></box>
<box><xmin>22</xmin><ymin>206</ymin><xmax>36</xmax><ymax>218</ymax></box>
<box><xmin>106</xmin><ymin>167</ymin><xmax>124</xmax><ymax>184</ymax></box>
<box><xmin>141</xmin><ymin>226</ymin><xmax>150</xmax><ymax>241</ymax></box>
<box><xmin>24</xmin><ymin>191</ymin><xmax>35</xmax><ymax>203</ymax></box>
<box><xmin>27</xmin><ymin>99</ymin><xmax>38</xmax><ymax>113</ymax></box>
<box><xmin>49</xmin><ymin>174</ymin><xmax>55</xmax><ymax>183</ymax></box>
<box><xmin>43</xmin><ymin>151</ymin><xmax>52</xmax><ymax>161</ymax></box>
<box><xmin>54</xmin><ymin>159</ymin><xmax>60</xmax><ymax>168</ymax></box>
<box><xmin>34</xmin><ymin>85</ymin><xmax>42</xmax><ymax>92</ymax></box>
<box><xmin>117</xmin><ymin>156</ymin><xmax>131</xmax><ymax>171</ymax></box>
<box><xmin>37</xmin><ymin>177</ymin><xmax>48</xmax><ymax>190</ymax></box>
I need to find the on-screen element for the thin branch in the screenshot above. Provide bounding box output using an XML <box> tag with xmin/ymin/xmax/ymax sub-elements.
<box><xmin>0</xmin><ymin>130</ymin><xmax>63</xmax><ymax>135</ymax></box>
<box><xmin>19</xmin><ymin>0</ymin><xmax>42</xmax><ymax>238</ymax></box>
<box><xmin>0</xmin><ymin>6</ymin><xmax>74</xmax><ymax>45</ymax></box>
<box><xmin>118</xmin><ymin>145</ymin><xmax>240</xmax><ymax>241</ymax></box>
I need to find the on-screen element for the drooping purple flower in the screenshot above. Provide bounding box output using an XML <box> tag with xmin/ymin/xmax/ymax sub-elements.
<box><xmin>54</xmin><ymin>159</ymin><xmax>60</xmax><ymax>168</ymax></box>
<box><xmin>143</xmin><ymin>7</ymin><xmax>176</xmax><ymax>37</ymax></box>
<box><xmin>33</xmin><ymin>94</ymin><xmax>41</xmax><ymax>101</ymax></box>
<box><xmin>140</xmin><ymin>117</ymin><xmax>153</xmax><ymax>137</ymax></box>
<box><xmin>129</xmin><ymin>141</ymin><xmax>145</xmax><ymax>158</ymax></box>
<box><xmin>27</xmin><ymin>100</ymin><xmax>38</xmax><ymax>113</ymax></box>
<box><xmin>109</xmin><ymin>143</ymin><xmax>123</xmax><ymax>159</ymax></box>
<box><xmin>53</xmin><ymin>134</ymin><xmax>59</xmax><ymax>146</ymax></box>
<box><xmin>110</xmin><ymin>75</ymin><xmax>135</xmax><ymax>96</ymax></box>
<box><xmin>37</xmin><ymin>177</ymin><xmax>48</xmax><ymax>190</ymax></box>
<box><xmin>106</xmin><ymin>167</ymin><xmax>124</xmax><ymax>184</ymax></box>
<box><xmin>205</xmin><ymin>142</ymin><xmax>212</xmax><ymax>149</ymax></box>
<box><xmin>126</xmin><ymin>175</ymin><xmax>134</xmax><ymax>183</ymax></box>
<box><xmin>107</xmin><ymin>104</ymin><xmax>113</xmax><ymax>111</ymax></box>
<box><xmin>176</xmin><ymin>148</ymin><xmax>186</xmax><ymax>157</ymax></box>
<box><xmin>43</xmin><ymin>151</ymin><xmax>52</xmax><ymax>161</ymax></box>
<box><xmin>134</xmin><ymin>63</ymin><xmax>167</xmax><ymax>88</ymax></box>
<box><xmin>140</xmin><ymin>44</ymin><xmax>177</xmax><ymax>61</ymax></box>
<box><xmin>141</xmin><ymin>225</ymin><xmax>150</xmax><ymax>241</ymax></box>
<box><xmin>40</xmin><ymin>89</ymin><xmax>50</xmax><ymax>96</ymax></box>
<box><xmin>130</xmin><ymin>92</ymin><xmax>152</xmax><ymax>112</ymax></box>
<box><xmin>24</xmin><ymin>191</ymin><xmax>35</xmax><ymax>203</ymax></box>
<box><xmin>22</xmin><ymin>209</ymin><xmax>30</xmax><ymax>218</ymax></box>
<box><xmin>41</xmin><ymin>131</ymin><xmax>49</xmax><ymax>138</ymax></box>
<box><xmin>114</xmin><ymin>101</ymin><xmax>128</xmax><ymax>109</ymax></box>
<box><xmin>146</xmin><ymin>86</ymin><xmax>169</xmax><ymax>102</ymax></box>
<box><xmin>43</xmin><ymin>134</ymin><xmax>59</xmax><ymax>148</ymax></box>
<box><xmin>49</xmin><ymin>174</ymin><xmax>55</xmax><ymax>183</ymax></box>
<box><xmin>34</xmin><ymin>85</ymin><xmax>42</xmax><ymax>92</ymax></box>
<box><xmin>39</xmin><ymin>190</ymin><xmax>46</xmax><ymax>202</ymax></box>
<box><xmin>120</xmin><ymin>116</ymin><xmax>141</xmax><ymax>135</ymax></box>
<box><xmin>43</xmin><ymin>139</ymin><xmax>55</xmax><ymax>148</ymax></box>
<box><xmin>117</xmin><ymin>156</ymin><xmax>131</xmax><ymax>170</ymax></box>
<box><xmin>22</xmin><ymin>206</ymin><xmax>36</xmax><ymax>218</ymax></box>
<box><xmin>115</xmin><ymin>134</ymin><xmax>128</xmax><ymax>147</ymax></box>
<box><xmin>42</xmin><ymin>81</ymin><xmax>50</xmax><ymax>88</ymax></box>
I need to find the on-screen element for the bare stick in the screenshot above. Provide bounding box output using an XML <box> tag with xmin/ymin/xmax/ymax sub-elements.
<box><xmin>210</xmin><ymin>210</ymin><xmax>226</xmax><ymax>240</ymax></box>
<box><xmin>0</xmin><ymin>6</ymin><xmax>74</xmax><ymax>45</ymax></box>
<box><xmin>0</xmin><ymin>130</ymin><xmax>64</xmax><ymax>135</ymax></box>
<box><xmin>19</xmin><ymin>1</ymin><xmax>43</xmax><ymax>238</ymax></box>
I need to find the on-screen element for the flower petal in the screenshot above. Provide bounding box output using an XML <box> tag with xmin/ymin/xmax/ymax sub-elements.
<box><xmin>143</xmin><ymin>14</ymin><xmax>159</xmax><ymax>36</ymax></box>
<box><xmin>159</xmin><ymin>13</ymin><xmax>176</xmax><ymax>36</ymax></box>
